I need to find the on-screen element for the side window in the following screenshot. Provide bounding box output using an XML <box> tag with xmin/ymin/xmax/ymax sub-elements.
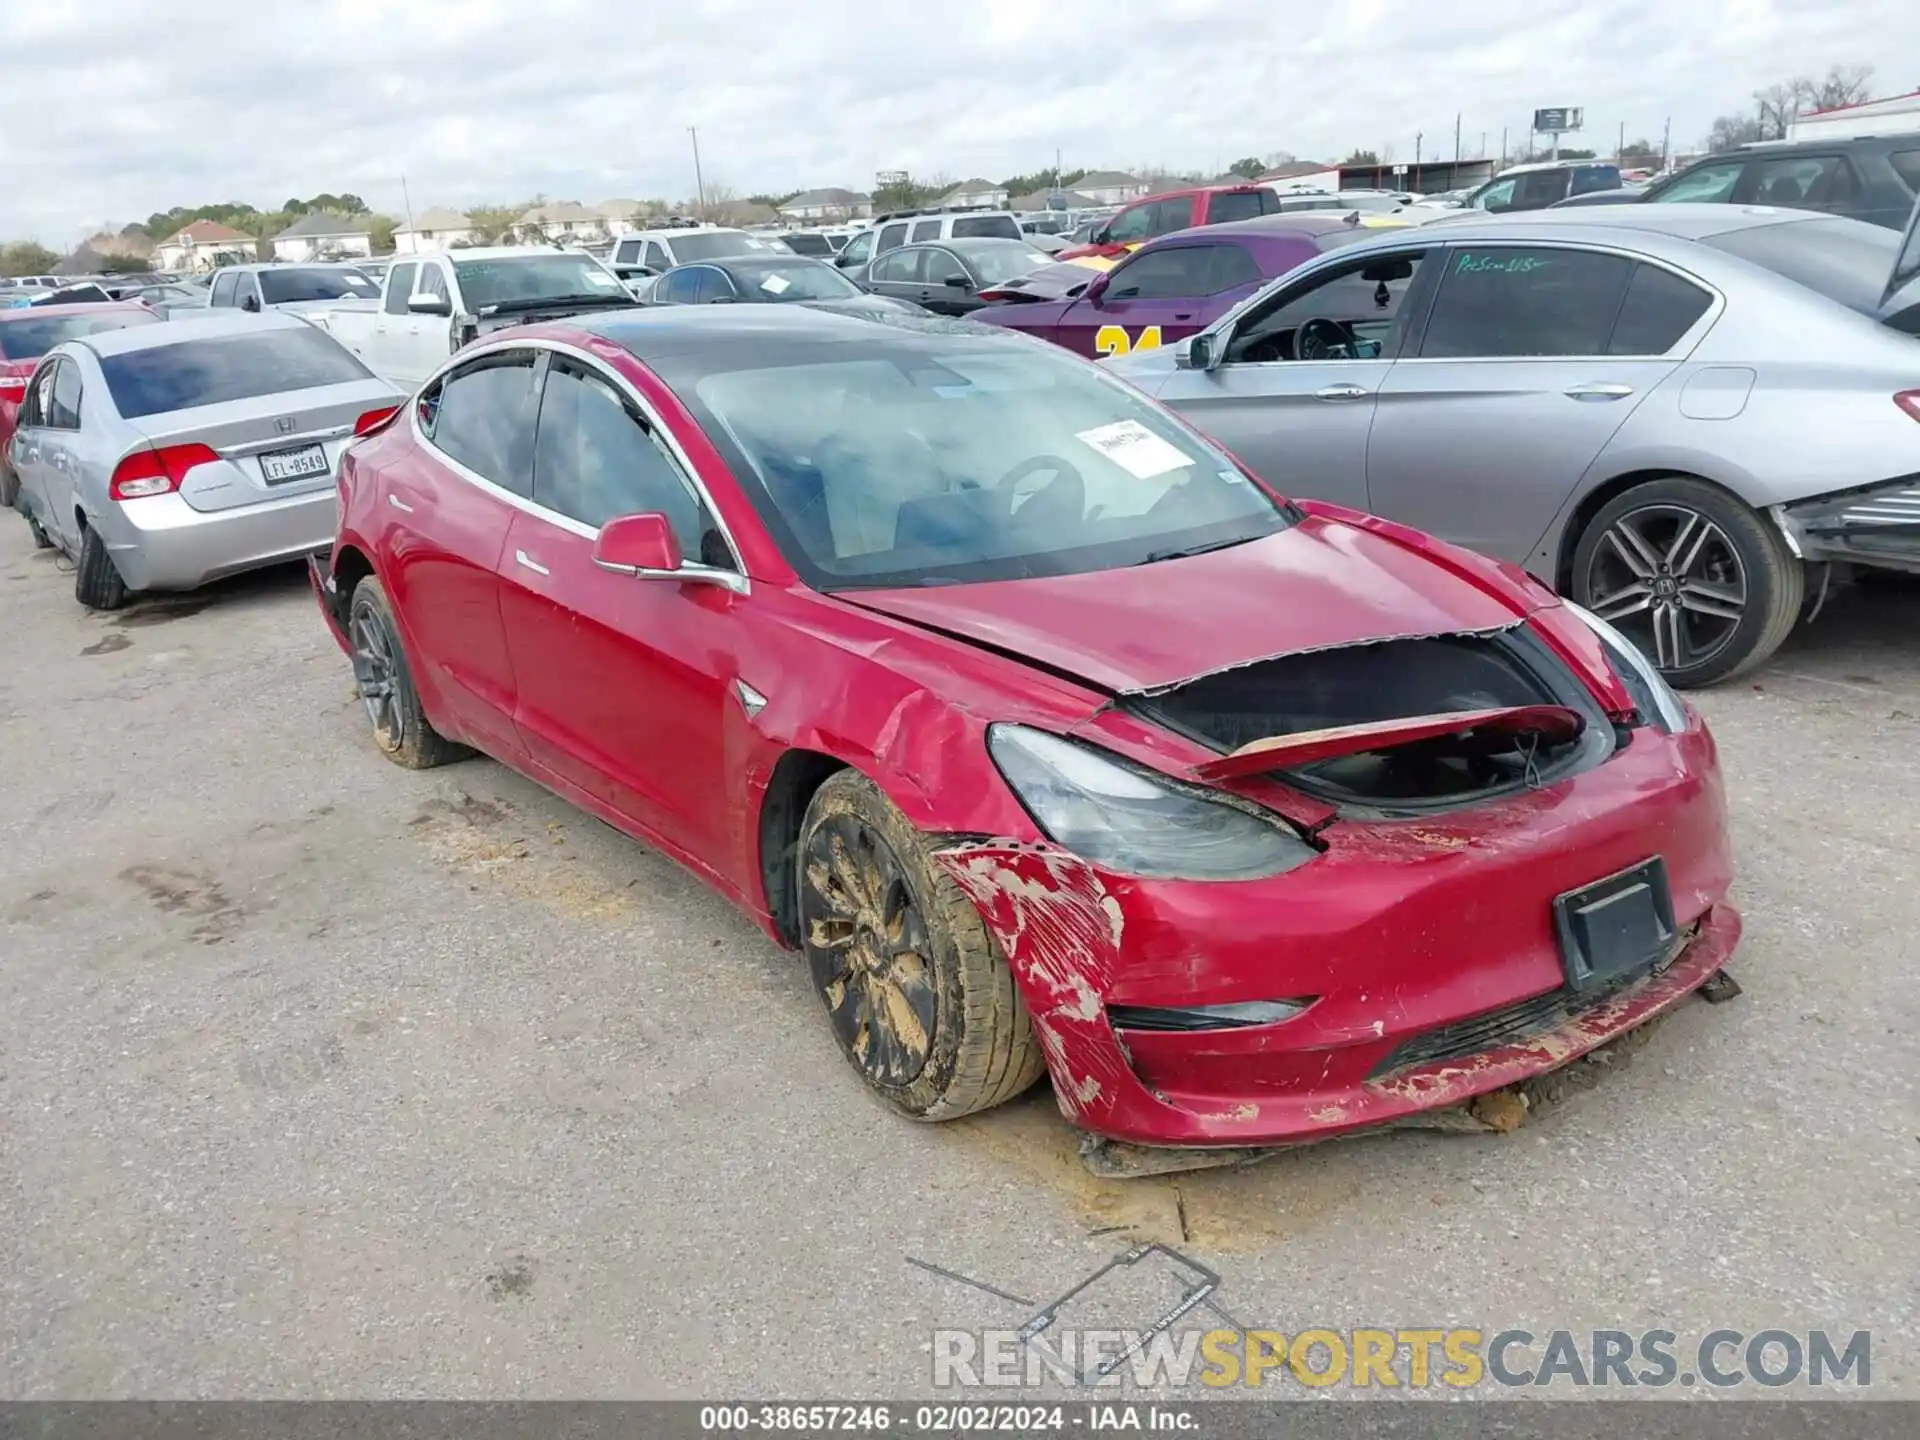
<box><xmin>209</xmin><ymin>271</ymin><xmax>238</xmax><ymax>307</ymax></box>
<box><xmin>614</xmin><ymin>238</ymin><xmax>641</xmax><ymax>264</ymax></box>
<box><xmin>1471</xmin><ymin>178</ymin><xmax>1519</xmax><ymax>212</ymax></box>
<box><xmin>644</xmin><ymin>241</ymin><xmax>671</xmax><ymax>271</ymax></box>
<box><xmin>531</xmin><ymin>359</ymin><xmax>708</xmax><ymax>549</ymax></box>
<box><xmin>1225</xmin><ymin>251</ymin><xmax>1430</xmax><ymax>363</ymax></box>
<box><xmin>417</xmin><ymin>266</ymin><xmax>449</xmax><ymax>303</ymax></box>
<box><xmin>1105</xmin><ymin>204</ymin><xmax>1154</xmax><ymax>244</ymax></box>
<box><xmin>659</xmin><ymin>269</ymin><xmax>701</xmax><ymax>304</ymax></box>
<box><xmin>1421</xmin><ymin>247</ymin><xmax>1635</xmax><ymax>358</ymax></box>
<box><xmin>1206</xmin><ymin>244</ymin><xmax>1264</xmax><ymax>293</ymax></box>
<box><xmin>876</xmin><ymin>223</ymin><xmax>909</xmax><ymax>254</ymax></box>
<box><xmin>1151</xmin><ymin>197</ymin><xmax>1195</xmax><ymax>235</ymax></box>
<box><xmin>1258</xmin><ymin>189</ymin><xmax>1283</xmax><ymax>215</ymax></box>
<box><xmin>239</xmin><ymin>275</ymin><xmax>262</xmax><ymax>310</ymax></box>
<box><xmin>1751</xmin><ymin>155</ymin><xmax>1843</xmax><ymax>207</ymax></box>
<box><xmin>1608</xmin><ymin>264</ymin><xmax>1714</xmax><ymax>355</ymax></box>
<box><xmin>1569</xmin><ymin>166</ymin><xmax>1620</xmax><ymax>196</ymax></box>
<box><xmin>691</xmin><ymin>268</ymin><xmax>731</xmax><ymax>303</ymax></box>
<box><xmin>19</xmin><ymin>363</ymin><xmax>52</xmax><ymax>427</ymax></box>
<box><xmin>840</xmin><ymin>231</ymin><xmax>873</xmax><ymax>265</ymax></box>
<box><xmin>910</xmin><ymin>220</ymin><xmax>941</xmax><ymax>242</ymax></box>
<box><xmin>921</xmin><ymin>248</ymin><xmax>967</xmax><ymax>286</ymax></box>
<box><xmin>48</xmin><ymin>359</ymin><xmax>84</xmax><ymax>429</ymax></box>
<box><xmin>1890</xmin><ymin>150</ymin><xmax>1920</xmax><ymax>193</ymax></box>
<box><xmin>424</xmin><ymin>349</ymin><xmax>539</xmax><ymax>494</ymax></box>
<box><xmin>383</xmin><ymin>262</ymin><xmax>418</xmax><ymax>316</ymax></box>
<box><xmin>1514</xmin><ymin>170</ymin><xmax>1569</xmax><ymax>208</ymax></box>
<box><xmin>1650</xmin><ymin>161</ymin><xmax>1743</xmax><ymax>204</ymax></box>
<box><xmin>1106</xmin><ymin>246</ymin><xmax>1215</xmax><ymax>300</ymax></box>
<box><xmin>872</xmin><ymin>248</ymin><xmax>919</xmax><ymax>283</ymax></box>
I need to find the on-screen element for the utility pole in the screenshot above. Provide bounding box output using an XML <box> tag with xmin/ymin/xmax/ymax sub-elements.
<box><xmin>1479</xmin><ymin>131</ymin><xmax>1486</xmax><ymax>160</ymax></box>
<box><xmin>688</xmin><ymin>127</ymin><xmax>707</xmax><ymax>219</ymax></box>
<box><xmin>1500</xmin><ymin>125</ymin><xmax>1508</xmax><ymax>167</ymax></box>
<box><xmin>1618</xmin><ymin>120</ymin><xmax>1625</xmax><ymax>161</ymax></box>
<box><xmin>1453</xmin><ymin>112</ymin><xmax>1461</xmax><ymax>185</ymax></box>
<box><xmin>1415</xmin><ymin>130</ymin><xmax>1423</xmax><ymax>181</ymax></box>
<box><xmin>1661</xmin><ymin>116</ymin><xmax>1672</xmax><ymax>169</ymax></box>
<box><xmin>399</xmin><ymin>175</ymin><xmax>414</xmax><ymax>232</ymax></box>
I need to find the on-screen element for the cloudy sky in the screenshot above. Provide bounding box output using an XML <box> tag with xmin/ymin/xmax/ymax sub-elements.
<box><xmin>2</xmin><ymin>0</ymin><xmax>1912</xmax><ymax>244</ymax></box>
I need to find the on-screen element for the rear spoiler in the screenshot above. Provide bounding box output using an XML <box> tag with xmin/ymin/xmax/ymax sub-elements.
<box><xmin>1191</xmin><ymin>705</ymin><xmax>1586</xmax><ymax>783</ymax></box>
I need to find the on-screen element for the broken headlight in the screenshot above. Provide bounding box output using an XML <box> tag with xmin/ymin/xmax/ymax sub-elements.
<box><xmin>1560</xmin><ymin>601</ymin><xmax>1688</xmax><ymax>733</ymax></box>
<box><xmin>987</xmin><ymin>724</ymin><xmax>1318</xmax><ymax>881</ymax></box>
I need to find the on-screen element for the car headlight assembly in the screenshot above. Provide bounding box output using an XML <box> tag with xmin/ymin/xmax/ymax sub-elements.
<box><xmin>1559</xmin><ymin>600</ymin><xmax>1689</xmax><ymax>733</ymax></box>
<box><xmin>986</xmin><ymin>724</ymin><xmax>1319</xmax><ymax>881</ymax></box>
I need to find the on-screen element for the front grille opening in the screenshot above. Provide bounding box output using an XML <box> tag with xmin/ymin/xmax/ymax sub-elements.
<box><xmin>1132</xmin><ymin>629</ymin><xmax>1612</xmax><ymax>816</ymax></box>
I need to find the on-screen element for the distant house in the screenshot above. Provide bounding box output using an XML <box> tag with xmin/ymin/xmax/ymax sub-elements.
<box><xmin>1256</xmin><ymin>160</ymin><xmax>1343</xmax><ymax>191</ymax></box>
<box><xmin>270</xmin><ymin>212</ymin><xmax>377</xmax><ymax>263</ymax></box>
<box><xmin>515</xmin><ymin>201</ymin><xmax>606</xmax><ymax>244</ymax></box>
<box><xmin>392</xmin><ymin>208</ymin><xmax>476</xmax><ymax>256</ymax></box>
<box><xmin>940</xmin><ymin>178</ymin><xmax>1009</xmax><ymax>209</ymax></box>
<box><xmin>1072</xmin><ymin>171</ymin><xmax>1152</xmax><ymax>205</ymax></box>
<box><xmin>151</xmin><ymin>219</ymin><xmax>256</xmax><ymax>272</ymax></box>
<box><xmin>596</xmin><ymin>200</ymin><xmax>648</xmax><ymax>237</ymax></box>
<box><xmin>778</xmin><ymin>187</ymin><xmax>873</xmax><ymax>221</ymax></box>
<box><xmin>1008</xmin><ymin>188</ymin><xmax>1097</xmax><ymax>212</ymax></box>
<box><xmin>707</xmin><ymin>199</ymin><xmax>780</xmax><ymax>227</ymax></box>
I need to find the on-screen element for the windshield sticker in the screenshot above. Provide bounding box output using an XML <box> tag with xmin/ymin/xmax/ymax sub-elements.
<box><xmin>1075</xmin><ymin>419</ymin><xmax>1194</xmax><ymax>480</ymax></box>
<box><xmin>1456</xmin><ymin>252</ymin><xmax>1550</xmax><ymax>275</ymax></box>
<box><xmin>584</xmin><ymin>271</ymin><xmax>620</xmax><ymax>287</ymax></box>
<box><xmin>760</xmin><ymin>273</ymin><xmax>791</xmax><ymax>295</ymax></box>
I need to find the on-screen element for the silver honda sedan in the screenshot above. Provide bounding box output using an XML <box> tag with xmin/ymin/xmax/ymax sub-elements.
<box><xmin>8</xmin><ymin>312</ymin><xmax>404</xmax><ymax>609</ymax></box>
<box><xmin>1110</xmin><ymin>203</ymin><xmax>1920</xmax><ymax>685</ymax></box>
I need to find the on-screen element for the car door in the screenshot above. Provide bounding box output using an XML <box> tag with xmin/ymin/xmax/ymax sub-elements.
<box><xmin>1152</xmin><ymin>243</ymin><xmax>1437</xmax><ymax>513</ymax></box>
<box><xmin>835</xmin><ymin>229</ymin><xmax>875</xmax><ymax>271</ymax></box>
<box><xmin>1059</xmin><ymin>242</ymin><xmax>1257</xmax><ymax>359</ymax></box>
<box><xmin>917</xmin><ymin>247</ymin><xmax>979</xmax><ymax>315</ymax></box>
<box><xmin>498</xmin><ymin>352</ymin><xmax>740</xmax><ymax>870</ymax></box>
<box><xmin>366</xmin><ymin>260</ymin><xmax>416</xmax><ymax>382</ymax></box>
<box><xmin>237</xmin><ymin>273</ymin><xmax>264</xmax><ymax>313</ymax></box>
<box><xmin>1365</xmin><ymin>242</ymin><xmax>1697</xmax><ymax>562</ymax></box>
<box><xmin>9</xmin><ymin>360</ymin><xmax>64</xmax><ymax>543</ymax></box>
<box><xmin>30</xmin><ymin>358</ymin><xmax>88</xmax><ymax>551</ymax></box>
<box><xmin>382</xmin><ymin>347</ymin><xmax>538</xmax><ymax>760</ymax></box>
<box><xmin>207</xmin><ymin>270</ymin><xmax>240</xmax><ymax>308</ymax></box>
<box><xmin>864</xmin><ymin>246</ymin><xmax>924</xmax><ymax>305</ymax></box>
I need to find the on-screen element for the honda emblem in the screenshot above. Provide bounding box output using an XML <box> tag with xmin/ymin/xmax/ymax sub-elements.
<box><xmin>274</xmin><ymin>416</ymin><xmax>295</xmax><ymax>435</ymax></box>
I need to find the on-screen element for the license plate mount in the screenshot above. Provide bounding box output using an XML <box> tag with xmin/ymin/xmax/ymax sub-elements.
<box><xmin>1553</xmin><ymin>857</ymin><xmax>1676</xmax><ymax>991</ymax></box>
<box><xmin>260</xmin><ymin>442</ymin><xmax>329</xmax><ymax>484</ymax></box>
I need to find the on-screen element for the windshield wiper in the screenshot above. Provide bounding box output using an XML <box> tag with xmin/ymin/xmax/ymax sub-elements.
<box><xmin>480</xmin><ymin>292</ymin><xmax>636</xmax><ymax>315</ymax></box>
<box><xmin>1138</xmin><ymin>536</ymin><xmax>1256</xmax><ymax>566</ymax></box>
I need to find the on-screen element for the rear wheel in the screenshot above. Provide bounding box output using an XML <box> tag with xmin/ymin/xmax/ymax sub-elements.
<box><xmin>797</xmin><ymin>770</ymin><xmax>1044</xmax><ymax>1121</ymax></box>
<box><xmin>347</xmin><ymin>576</ymin><xmax>468</xmax><ymax>769</ymax></box>
<box><xmin>1571</xmin><ymin>476</ymin><xmax>1801</xmax><ymax>687</ymax></box>
<box><xmin>74</xmin><ymin>525</ymin><xmax>129</xmax><ymax>611</ymax></box>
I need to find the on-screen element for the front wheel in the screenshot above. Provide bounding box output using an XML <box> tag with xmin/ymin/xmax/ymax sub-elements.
<box><xmin>797</xmin><ymin>770</ymin><xmax>1045</xmax><ymax>1121</ymax></box>
<box><xmin>1571</xmin><ymin>476</ymin><xmax>1802</xmax><ymax>687</ymax></box>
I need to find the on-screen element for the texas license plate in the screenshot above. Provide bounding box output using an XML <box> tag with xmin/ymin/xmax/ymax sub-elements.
<box><xmin>1552</xmin><ymin>857</ymin><xmax>1676</xmax><ymax>991</ymax></box>
<box><xmin>260</xmin><ymin>442</ymin><xmax>329</xmax><ymax>484</ymax></box>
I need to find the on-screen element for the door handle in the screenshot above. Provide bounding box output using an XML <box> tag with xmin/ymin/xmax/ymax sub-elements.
<box><xmin>514</xmin><ymin>549</ymin><xmax>549</xmax><ymax>576</ymax></box>
<box><xmin>387</xmin><ymin>494</ymin><xmax>414</xmax><ymax>514</ymax></box>
<box><xmin>1565</xmin><ymin>382</ymin><xmax>1634</xmax><ymax>401</ymax></box>
<box><xmin>1314</xmin><ymin>383</ymin><xmax>1371</xmax><ymax>401</ymax></box>
<box><xmin>1173</xmin><ymin>312</ymin><xmax>1194</xmax><ymax>321</ymax></box>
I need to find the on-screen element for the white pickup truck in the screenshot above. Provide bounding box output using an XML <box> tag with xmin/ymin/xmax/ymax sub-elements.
<box><xmin>310</xmin><ymin>246</ymin><xmax>636</xmax><ymax>391</ymax></box>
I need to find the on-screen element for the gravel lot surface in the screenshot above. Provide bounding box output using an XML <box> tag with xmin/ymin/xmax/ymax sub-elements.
<box><xmin>1</xmin><ymin>518</ymin><xmax>1913</xmax><ymax>1399</ymax></box>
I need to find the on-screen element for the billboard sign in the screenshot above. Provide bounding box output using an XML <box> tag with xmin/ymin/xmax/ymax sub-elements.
<box><xmin>1533</xmin><ymin>107</ymin><xmax>1584</xmax><ymax>133</ymax></box>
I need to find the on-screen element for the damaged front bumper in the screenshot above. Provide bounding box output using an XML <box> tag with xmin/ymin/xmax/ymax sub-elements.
<box><xmin>934</xmin><ymin>720</ymin><xmax>1738</xmax><ymax>1150</ymax></box>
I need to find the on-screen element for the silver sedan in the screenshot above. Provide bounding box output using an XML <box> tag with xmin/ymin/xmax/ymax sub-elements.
<box><xmin>1111</xmin><ymin>203</ymin><xmax>1920</xmax><ymax>685</ymax></box>
<box><xmin>8</xmin><ymin>311</ymin><xmax>404</xmax><ymax>609</ymax></box>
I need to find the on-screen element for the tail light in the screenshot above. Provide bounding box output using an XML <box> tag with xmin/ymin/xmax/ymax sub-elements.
<box><xmin>353</xmin><ymin>405</ymin><xmax>401</xmax><ymax>437</ymax></box>
<box><xmin>1895</xmin><ymin>391</ymin><xmax>1920</xmax><ymax>422</ymax></box>
<box><xmin>0</xmin><ymin>375</ymin><xmax>27</xmax><ymax>398</ymax></box>
<box><xmin>109</xmin><ymin>443</ymin><xmax>218</xmax><ymax>500</ymax></box>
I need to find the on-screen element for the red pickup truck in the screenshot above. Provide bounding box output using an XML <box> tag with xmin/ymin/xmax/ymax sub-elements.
<box><xmin>1057</xmin><ymin>182</ymin><xmax>1286</xmax><ymax>261</ymax></box>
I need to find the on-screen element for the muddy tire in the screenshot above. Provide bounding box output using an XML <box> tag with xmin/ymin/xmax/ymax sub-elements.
<box><xmin>347</xmin><ymin>575</ymin><xmax>468</xmax><ymax>769</ymax></box>
<box><xmin>1571</xmin><ymin>475</ymin><xmax>1801</xmax><ymax>688</ymax></box>
<box><xmin>798</xmin><ymin>770</ymin><xmax>1045</xmax><ymax>1121</ymax></box>
<box><xmin>74</xmin><ymin>524</ymin><xmax>128</xmax><ymax>611</ymax></box>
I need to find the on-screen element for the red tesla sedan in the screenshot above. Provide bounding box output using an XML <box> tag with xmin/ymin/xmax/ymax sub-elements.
<box><xmin>311</xmin><ymin>307</ymin><xmax>1740</xmax><ymax>1153</ymax></box>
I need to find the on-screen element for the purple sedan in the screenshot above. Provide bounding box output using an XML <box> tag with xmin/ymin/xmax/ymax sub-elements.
<box><xmin>972</xmin><ymin>214</ymin><xmax>1381</xmax><ymax>359</ymax></box>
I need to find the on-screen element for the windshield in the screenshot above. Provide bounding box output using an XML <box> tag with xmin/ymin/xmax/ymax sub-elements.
<box><xmin>683</xmin><ymin>327</ymin><xmax>1287</xmax><ymax>589</ymax></box>
<box><xmin>964</xmin><ymin>243</ymin><xmax>1052</xmax><ymax>283</ymax></box>
<box><xmin>671</xmin><ymin>231</ymin><xmax>778</xmax><ymax>262</ymax></box>
<box><xmin>99</xmin><ymin>326</ymin><xmax>373</xmax><ymax>418</ymax></box>
<box><xmin>732</xmin><ymin>261</ymin><xmax>861</xmax><ymax>300</ymax></box>
<box><xmin>0</xmin><ymin>310</ymin><xmax>159</xmax><ymax>359</ymax></box>
<box><xmin>451</xmin><ymin>254</ymin><xmax>629</xmax><ymax>310</ymax></box>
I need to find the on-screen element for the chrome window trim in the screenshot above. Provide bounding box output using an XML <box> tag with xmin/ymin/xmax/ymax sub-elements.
<box><xmin>409</xmin><ymin>337</ymin><xmax>751</xmax><ymax>594</ymax></box>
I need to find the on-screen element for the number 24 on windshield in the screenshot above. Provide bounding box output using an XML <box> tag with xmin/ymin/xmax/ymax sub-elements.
<box><xmin>1095</xmin><ymin>325</ymin><xmax>1164</xmax><ymax>357</ymax></box>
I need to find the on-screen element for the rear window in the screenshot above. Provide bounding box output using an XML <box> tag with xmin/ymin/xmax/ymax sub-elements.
<box><xmin>1890</xmin><ymin>150</ymin><xmax>1920</xmax><ymax>193</ymax></box>
<box><xmin>258</xmin><ymin>268</ymin><xmax>379</xmax><ymax>304</ymax></box>
<box><xmin>951</xmin><ymin>215</ymin><xmax>1022</xmax><ymax>240</ymax></box>
<box><xmin>0</xmin><ymin>310</ymin><xmax>158</xmax><ymax>360</ymax></box>
<box><xmin>1208</xmin><ymin>191</ymin><xmax>1268</xmax><ymax>224</ymax></box>
<box><xmin>665</xmin><ymin>231</ymin><xmax>772</xmax><ymax>262</ymax></box>
<box><xmin>99</xmin><ymin>326</ymin><xmax>373</xmax><ymax>418</ymax></box>
<box><xmin>1700</xmin><ymin>218</ymin><xmax>1897</xmax><ymax>315</ymax></box>
<box><xmin>780</xmin><ymin>232</ymin><xmax>833</xmax><ymax>256</ymax></box>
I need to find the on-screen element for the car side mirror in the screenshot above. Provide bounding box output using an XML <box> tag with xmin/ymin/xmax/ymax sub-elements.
<box><xmin>1092</xmin><ymin>228</ymin><xmax>1111</xmax><ymax>246</ymax></box>
<box><xmin>943</xmin><ymin>274</ymin><xmax>972</xmax><ymax>290</ymax></box>
<box><xmin>240</xmin><ymin>294</ymin><xmax>260</xmax><ymax>312</ymax></box>
<box><xmin>1083</xmin><ymin>273</ymin><xmax>1111</xmax><ymax>304</ymax></box>
<box><xmin>408</xmin><ymin>294</ymin><xmax>452</xmax><ymax>316</ymax></box>
<box><xmin>593</xmin><ymin>513</ymin><xmax>683</xmax><ymax>575</ymax></box>
<box><xmin>1183</xmin><ymin>330</ymin><xmax>1228</xmax><ymax>373</ymax></box>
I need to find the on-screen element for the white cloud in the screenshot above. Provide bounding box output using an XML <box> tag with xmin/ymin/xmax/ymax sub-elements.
<box><xmin>1</xmin><ymin>0</ymin><xmax>1909</xmax><ymax>243</ymax></box>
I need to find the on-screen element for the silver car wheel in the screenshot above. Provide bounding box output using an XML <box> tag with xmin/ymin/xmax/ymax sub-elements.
<box><xmin>349</xmin><ymin>609</ymin><xmax>405</xmax><ymax>749</ymax></box>
<box><xmin>1585</xmin><ymin>504</ymin><xmax>1748</xmax><ymax>672</ymax></box>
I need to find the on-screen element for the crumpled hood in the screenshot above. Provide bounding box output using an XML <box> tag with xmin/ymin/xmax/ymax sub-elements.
<box><xmin>841</xmin><ymin>514</ymin><xmax>1543</xmax><ymax>695</ymax></box>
